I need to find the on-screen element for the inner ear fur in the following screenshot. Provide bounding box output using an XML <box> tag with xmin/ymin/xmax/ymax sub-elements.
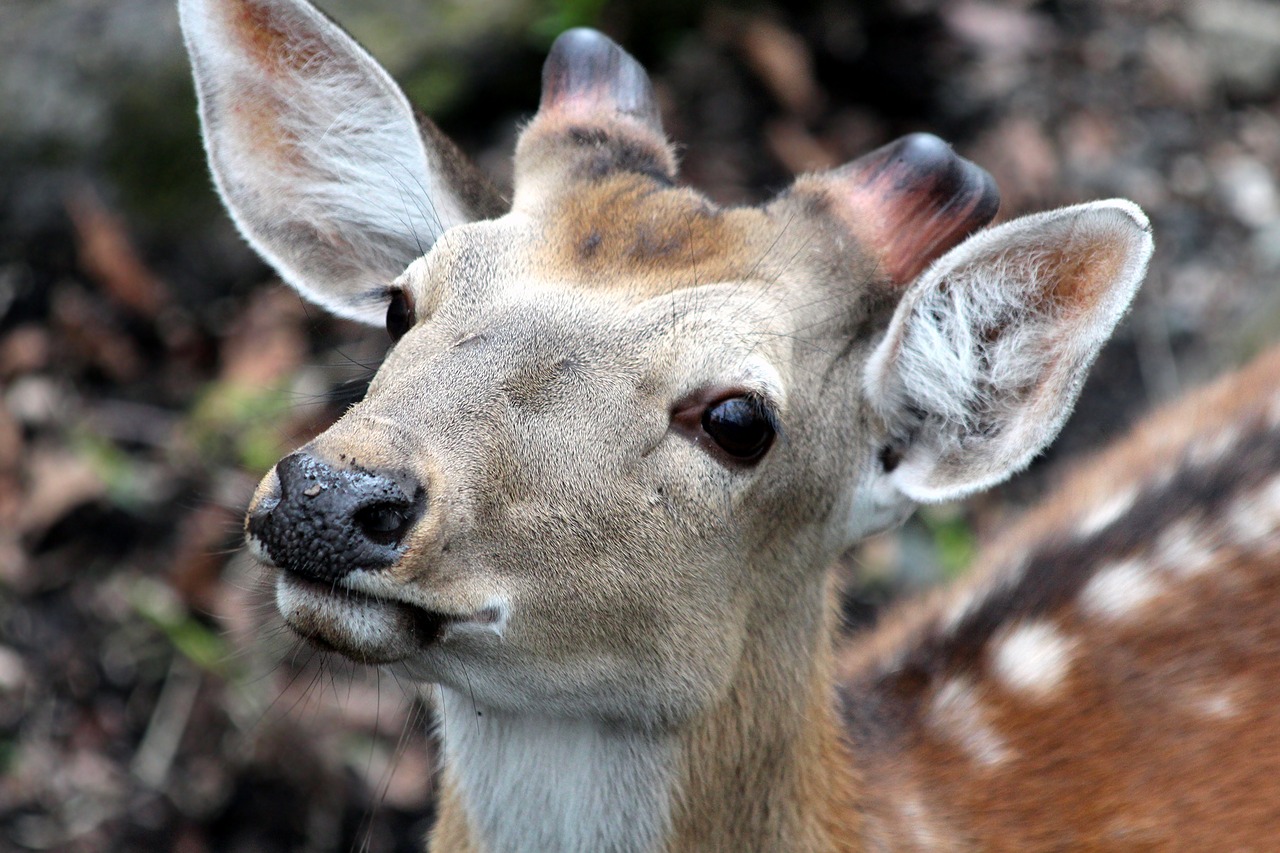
<box><xmin>180</xmin><ymin>0</ymin><xmax>503</xmax><ymax>325</ymax></box>
<box><xmin>864</xmin><ymin>199</ymin><xmax>1154</xmax><ymax>503</ymax></box>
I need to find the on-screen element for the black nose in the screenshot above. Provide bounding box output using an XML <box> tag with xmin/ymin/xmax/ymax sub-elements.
<box><xmin>247</xmin><ymin>452</ymin><xmax>425</xmax><ymax>582</ymax></box>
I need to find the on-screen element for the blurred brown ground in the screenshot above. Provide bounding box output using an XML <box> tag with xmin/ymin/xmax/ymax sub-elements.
<box><xmin>3</xmin><ymin>0</ymin><xmax>1280</xmax><ymax>849</ymax></box>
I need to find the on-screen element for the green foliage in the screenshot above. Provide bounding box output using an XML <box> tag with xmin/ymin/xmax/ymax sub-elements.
<box><xmin>402</xmin><ymin>66</ymin><xmax>467</xmax><ymax>116</ymax></box>
<box><xmin>530</xmin><ymin>0</ymin><xmax>610</xmax><ymax>43</ymax></box>
<box><xmin>186</xmin><ymin>380</ymin><xmax>295</xmax><ymax>474</ymax></box>
<box><xmin>73</xmin><ymin>431</ymin><xmax>150</xmax><ymax>513</ymax></box>
<box><xmin>128</xmin><ymin>576</ymin><xmax>232</xmax><ymax>677</ymax></box>
<box><xmin>918</xmin><ymin>503</ymin><xmax>976</xmax><ymax>580</ymax></box>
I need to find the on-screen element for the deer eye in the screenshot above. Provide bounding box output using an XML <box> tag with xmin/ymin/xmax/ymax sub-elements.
<box><xmin>385</xmin><ymin>288</ymin><xmax>416</xmax><ymax>343</ymax></box>
<box><xmin>701</xmin><ymin>396</ymin><xmax>776</xmax><ymax>463</ymax></box>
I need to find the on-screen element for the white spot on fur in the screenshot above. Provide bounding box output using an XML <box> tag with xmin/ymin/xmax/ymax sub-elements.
<box><xmin>928</xmin><ymin>677</ymin><xmax>1013</xmax><ymax>767</ymax></box>
<box><xmin>1170</xmin><ymin>680</ymin><xmax>1244</xmax><ymax>721</ymax></box>
<box><xmin>1226</xmin><ymin>476</ymin><xmax>1280</xmax><ymax>547</ymax></box>
<box><xmin>1081</xmin><ymin>559</ymin><xmax>1163</xmax><ymax>620</ymax></box>
<box><xmin>1193</xmin><ymin>691</ymin><xmax>1239</xmax><ymax>720</ymax></box>
<box><xmin>898</xmin><ymin>794</ymin><xmax>949</xmax><ymax>850</ymax></box>
<box><xmin>991</xmin><ymin>620</ymin><xmax>1075</xmax><ymax>699</ymax></box>
<box><xmin>1152</xmin><ymin>520</ymin><xmax>1216</xmax><ymax>577</ymax></box>
<box><xmin>1076</xmin><ymin>487</ymin><xmax>1138</xmax><ymax>538</ymax></box>
<box><xmin>1187</xmin><ymin>425</ymin><xmax>1242</xmax><ymax>467</ymax></box>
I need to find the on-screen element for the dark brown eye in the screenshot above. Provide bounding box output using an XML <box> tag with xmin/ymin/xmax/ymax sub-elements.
<box><xmin>701</xmin><ymin>397</ymin><xmax>776</xmax><ymax>463</ymax></box>
<box><xmin>385</xmin><ymin>288</ymin><xmax>415</xmax><ymax>343</ymax></box>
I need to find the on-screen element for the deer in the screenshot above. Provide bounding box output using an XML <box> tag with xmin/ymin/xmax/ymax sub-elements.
<box><xmin>179</xmin><ymin>0</ymin><xmax>1280</xmax><ymax>850</ymax></box>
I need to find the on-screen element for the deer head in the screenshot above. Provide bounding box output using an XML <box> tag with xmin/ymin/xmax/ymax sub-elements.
<box><xmin>182</xmin><ymin>0</ymin><xmax>1152</xmax><ymax>719</ymax></box>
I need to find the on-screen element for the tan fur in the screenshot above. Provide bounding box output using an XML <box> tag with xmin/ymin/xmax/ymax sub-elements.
<box><xmin>539</xmin><ymin>176</ymin><xmax>759</xmax><ymax>293</ymax></box>
<box><xmin>429</xmin><ymin>779</ymin><xmax>481</xmax><ymax>851</ymax></box>
<box><xmin>664</xmin><ymin>582</ymin><xmax>866</xmax><ymax>852</ymax></box>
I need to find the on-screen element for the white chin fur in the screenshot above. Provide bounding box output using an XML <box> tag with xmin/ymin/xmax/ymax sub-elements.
<box><xmin>274</xmin><ymin>573</ymin><xmax>424</xmax><ymax>663</ymax></box>
<box><xmin>244</xmin><ymin>534</ymin><xmax>274</xmax><ymax>566</ymax></box>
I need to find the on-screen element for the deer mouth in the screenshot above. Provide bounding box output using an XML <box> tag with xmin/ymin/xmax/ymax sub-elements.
<box><xmin>275</xmin><ymin>571</ymin><xmax>452</xmax><ymax>662</ymax></box>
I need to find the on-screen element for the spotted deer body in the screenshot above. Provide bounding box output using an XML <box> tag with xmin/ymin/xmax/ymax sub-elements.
<box><xmin>843</xmin><ymin>346</ymin><xmax>1280</xmax><ymax>850</ymax></box>
<box><xmin>180</xmin><ymin>1</ymin><xmax>1275</xmax><ymax>850</ymax></box>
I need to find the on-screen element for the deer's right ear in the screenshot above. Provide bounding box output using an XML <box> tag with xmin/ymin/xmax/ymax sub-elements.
<box><xmin>179</xmin><ymin>0</ymin><xmax>505</xmax><ymax>324</ymax></box>
<box><xmin>862</xmin><ymin>200</ymin><xmax>1153</xmax><ymax>506</ymax></box>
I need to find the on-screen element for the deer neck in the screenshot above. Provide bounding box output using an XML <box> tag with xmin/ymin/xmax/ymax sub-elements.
<box><xmin>666</xmin><ymin>582</ymin><xmax>866</xmax><ymax>852</ymax></box>
<box><xmin>435</xmin><ymin>691</ymin><xmax>678</xmax><ymax>853</ymax></box>
<box><xmin>434</xmin><ymin>578</ymin><xmax>865</xmax><ymax>853</ymax></box>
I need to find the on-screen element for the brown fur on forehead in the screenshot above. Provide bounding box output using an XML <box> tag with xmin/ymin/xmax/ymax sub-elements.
<box><xmin>515</xmin><ymin>112</ymin><xmax>679</xmax><ymax>209</ymax></box>
<box><xmin>535</xmin><ymin>173</ymin><xmax>804</xmax><ymax>296</ymax></box>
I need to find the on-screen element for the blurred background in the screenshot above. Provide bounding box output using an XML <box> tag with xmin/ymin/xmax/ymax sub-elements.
<box><xmin>3</xmin><ymin>0</ymin><xmax>1280</xmax><ymax>849</ymax></box>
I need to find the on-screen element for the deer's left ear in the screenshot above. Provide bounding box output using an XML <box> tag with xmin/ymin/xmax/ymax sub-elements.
<box><xmin>863</xmin><ymin>199</ymin><xmax>1154</xmax><ymax>504</ymax></box>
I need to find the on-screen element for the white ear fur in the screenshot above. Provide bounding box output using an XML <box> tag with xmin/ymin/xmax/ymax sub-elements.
<box><xmin>863</xmin><ymin>199</ymin><xmax>1153</xmax><ymax>503</ymax></box>
<box><xmin>179</xmin><ymin>0</ymin><xmax>492</xmax><ymax>324</ymax></box>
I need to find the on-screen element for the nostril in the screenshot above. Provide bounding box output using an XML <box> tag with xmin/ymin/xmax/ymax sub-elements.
<box><xmin>354</xmin><ymin>501</ymin><xmax>415</xmax><ymax>546</ymax></box>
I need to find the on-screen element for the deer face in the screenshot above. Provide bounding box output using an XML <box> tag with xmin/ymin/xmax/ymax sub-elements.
<box><xmin>246</xmin><ymin>180</ymin><xmax>895</xmax><ymax>724</ymax></box>
<box><xmin>185</xmin><ymin>0</ymin><xmax>1151</xmax><ymax>727</ymax></box>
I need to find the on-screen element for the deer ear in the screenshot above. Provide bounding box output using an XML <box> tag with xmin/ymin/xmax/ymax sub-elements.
<box><xmin>864</xmin><ymin>199</ymin><xmax>1154</xmax><ymax>503</ymax></box>
<box><xmin>513</xmin><ymin>29</ymin><xmax>676</xmax><ymax>209</ymax></box>
<box><xmin>179</xmin><ymin>0</ymin><xmax>504</xmax><ymax>325</ymax></box>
